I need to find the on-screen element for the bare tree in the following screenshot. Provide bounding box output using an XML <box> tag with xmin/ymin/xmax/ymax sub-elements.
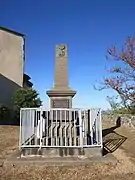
<box><xmin>96</xmin><ymin>36</ymin><xmax>135</xmax><ymax>109</ymax></box>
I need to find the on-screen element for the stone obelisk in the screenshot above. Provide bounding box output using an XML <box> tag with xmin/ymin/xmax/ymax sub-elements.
<box><xmin>46</xmin><ymin>44</ymin><xmax>76</xmax><ymax>108</ymax></box>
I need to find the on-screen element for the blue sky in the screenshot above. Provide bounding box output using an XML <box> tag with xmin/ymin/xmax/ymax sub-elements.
<box><xmin>1</xmin><ymin>0</ymin><xmax>135</xmax><ymax>109</ymax></box>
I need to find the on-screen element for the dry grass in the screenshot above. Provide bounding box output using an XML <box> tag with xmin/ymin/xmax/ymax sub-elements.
<box><xmin>0</xmin><ymin>126</ymin><xmax>19</xmax><ymax>160</ymax></box>
<box><xmin>0</xmin><ymin>123</ymin><xmax>135</xmax><ymax>180</ymax></box>
<box><xmin>0</xmin><ymin>163</ymin><xmax>135</xmax><ymax>180</ymax></box>
<box><xmin>115</xmin><ymin>126</ymin><xmax>135</xmax><ymax>158</ymax></box>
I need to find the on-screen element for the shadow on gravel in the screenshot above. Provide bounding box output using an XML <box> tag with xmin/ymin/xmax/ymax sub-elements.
<box><xmin>102</xmin><ymin>120</ymin><xmax>127</xmax><ymax>156</ymax></box>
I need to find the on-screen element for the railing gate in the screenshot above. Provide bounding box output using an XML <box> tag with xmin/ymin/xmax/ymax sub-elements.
<box><xmin>20</xmin><ymin>108</ymin><xmax>102</xmax><ymax>149</ymax></box>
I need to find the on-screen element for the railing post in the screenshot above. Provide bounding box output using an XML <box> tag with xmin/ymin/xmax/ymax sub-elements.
<box><xmin>90</xmin><ymin>109</ymin><xmax>93</xmax><ymax>145</ymax></box>
<box><xmin>37</xmin><ymin>119</ymin><xmax>40</xmax><ymax>138</ymax></box>
<box><xmin>19</xmin><ymin>109</ymin><xmax>22</xmax><ymax>150</ymax></box>
<box><xmin>40</xmin><ymin>108</ymin><xmax>43</xmax><ymax>149</ymax></box>
<box><xmin>95</xmin><ymin>109</ymin><xmax>99</xmax><ymax>145</ymax></box>
<box><xmin>79</xmin><ymin>110</ymin><xmax>83</xmax><ymax>147</ymax></box>
<box><xmin>99</xmin><ymin>108</ymin><xmax>102</xmax><ymax>147</ymax></box>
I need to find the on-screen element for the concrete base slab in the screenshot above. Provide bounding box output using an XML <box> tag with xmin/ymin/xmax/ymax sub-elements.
<box><xmin>4</xmin><ymin>150</ymin><xmax>117</xmax><ymax>167</ymax></box>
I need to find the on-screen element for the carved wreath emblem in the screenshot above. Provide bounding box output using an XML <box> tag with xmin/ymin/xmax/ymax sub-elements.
<box><xmin>57</xmin><ymin>45</ymin><xmax>66</xmax><ymax>57</ymax></box>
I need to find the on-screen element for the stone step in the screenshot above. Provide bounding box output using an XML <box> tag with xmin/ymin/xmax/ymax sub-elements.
<box><xmin>21</xmin><ymin>147</ymin><xmax>102</xmax><ymax>158</ymax></box>
<box><xmin>5</xmin><ymin>154</ymin><xmax>117</xmax><ymax>167</ymax></box>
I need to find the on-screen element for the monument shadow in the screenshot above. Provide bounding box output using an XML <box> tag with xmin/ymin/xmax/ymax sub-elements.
<box><xmin>102</xmin><ymin>117</ymin><xmax>127</xmax><ymax>156</ymax></box>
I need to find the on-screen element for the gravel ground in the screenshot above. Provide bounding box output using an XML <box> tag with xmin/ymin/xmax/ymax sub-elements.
<box><xmin>0</xmin><ymin>123</ymin><xmax>135</xmax><ymax>180</ymax></box>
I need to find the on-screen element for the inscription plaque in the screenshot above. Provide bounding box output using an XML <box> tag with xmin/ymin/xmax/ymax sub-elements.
<box><xmin>51</xmin><ymin>99</ymin><xmax>70</xmax><ymax>121</ymax></box>
<box><xmin>52</xmin><ymin>99</ymin><xmax>69</xmax><ymax>108</ymax></box>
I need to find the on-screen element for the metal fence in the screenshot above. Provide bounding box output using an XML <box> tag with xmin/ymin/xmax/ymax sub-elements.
<box><xmin>19</xmin><ymin>108</ymin><xmax>102</xmax><ymax>149</ymax></box>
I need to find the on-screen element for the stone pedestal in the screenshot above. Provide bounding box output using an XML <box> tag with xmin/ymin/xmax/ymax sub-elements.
<box><xmin>46</xmin><ymin>89</ymin><xmax>76</xmax><ymax>108</ymax></box>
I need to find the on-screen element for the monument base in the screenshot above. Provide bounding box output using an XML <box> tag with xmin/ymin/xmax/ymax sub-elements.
<box><xmin>46</xmin><ymin>88</ymin><xmax>76</xmax><ymax>108</ymax></box>
<box><xmin>21</xmin><ymin>147</ymin><xmax>102</xmax><ymax>158</ymax></box>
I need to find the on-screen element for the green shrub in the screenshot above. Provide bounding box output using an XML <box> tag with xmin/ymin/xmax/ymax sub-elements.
<box><xmin>12</xmin><ymin>88</ymin><xmax>42</xmax><ymax>120</ymax></box>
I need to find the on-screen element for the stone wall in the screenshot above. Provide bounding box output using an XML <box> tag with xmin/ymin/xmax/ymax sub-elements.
<box><xmin>102</xmin><ymin>113</ymin><xmax>135</xmax><ymax>128</ymax></box>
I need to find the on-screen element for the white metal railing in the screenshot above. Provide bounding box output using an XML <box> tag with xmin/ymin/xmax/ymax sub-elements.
<box><xmin>19</xmin><ymin>108</ymin><xmax>102</xmax><ymax>149</ymax></box>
